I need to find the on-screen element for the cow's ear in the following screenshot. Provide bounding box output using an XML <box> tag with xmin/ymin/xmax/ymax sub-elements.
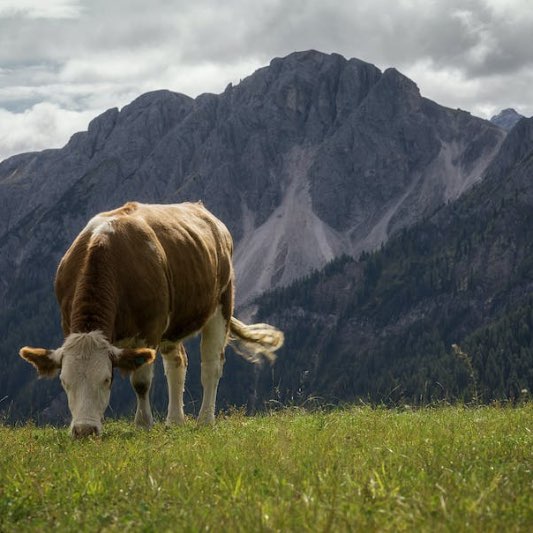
<box><xmin>19</xmin><ymin>347</ymin><xmax>62</xmax><ymax>378</ymax></box>
<box><xmin>112</xmin><ymin>348</ymin><xmax>156</xmax><ymax>373</ymax></box>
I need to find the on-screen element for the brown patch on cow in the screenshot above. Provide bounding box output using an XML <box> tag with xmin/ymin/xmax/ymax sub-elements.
<box><xmin>220</xmin><ymin>286</ymin><xmax>234</xmax><ymax>325</ymax></box>
<box><xmin>63</xmin><ymin>236</ymin><xmax>118</xmax><ymax>338</ymax></box>
<box><xmin>113</xmin><ymin>348</ymin><xmax>156</xmax><ymax>373</ymax></box>
<box><xmin>19</xmin><ymin>347</ymin><xmax>60</xmax><ymax>377</ymax></box>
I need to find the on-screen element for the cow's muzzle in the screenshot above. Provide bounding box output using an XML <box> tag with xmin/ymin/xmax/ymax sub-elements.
<box><xmin>71</xmin><ymin>423</ymin><xmax>100</xmax><ymax>439</ymax></box>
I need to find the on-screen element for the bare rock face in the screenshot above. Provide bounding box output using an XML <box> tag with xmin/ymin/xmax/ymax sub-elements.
<box><xmin>0</xmin><ymin>51</ymin><xmax>508</xmax><ymax>419</ymax></box>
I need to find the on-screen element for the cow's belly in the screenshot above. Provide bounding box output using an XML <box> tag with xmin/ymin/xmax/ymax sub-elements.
<box><xmin>162</xmin><ymin>298</ymin><xmax>219</xmax><ymax>343</ymax></box>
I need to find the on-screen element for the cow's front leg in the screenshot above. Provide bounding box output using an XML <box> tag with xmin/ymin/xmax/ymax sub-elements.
<box><xmin>161</xmin><ymin>343</ymin><xmax>188</xmax><ymax>426</ymax></box>
<box><xmin>130</xmin><ymin>363</ymin><xmax>154</xmax><ymax>429</ymax></box>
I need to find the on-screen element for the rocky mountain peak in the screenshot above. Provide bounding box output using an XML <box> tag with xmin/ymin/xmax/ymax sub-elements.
<box><xmin>490</xmin><ymin>108</ymin><xmax>525</xmax><ymax>131</ymax></box>
<box><xmin>483</xmin><ymin>116</ymin><xmax>533</xmax><ymax>193</ymax></box>
<box><xmin>381</xmin><ymin>67</ymin><xmax>420</xmax><ymax>93</ymax></box>
<box><xmin>232</xmin><ymin>51</ymin><xmax>382</xmax><ymax>123</ymax></box>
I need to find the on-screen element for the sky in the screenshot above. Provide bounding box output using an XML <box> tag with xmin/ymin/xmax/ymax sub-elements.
<box><xmin>1</xmin><ymin>0</ymin><xmax>532</xmax><ymax>162</ymax></box>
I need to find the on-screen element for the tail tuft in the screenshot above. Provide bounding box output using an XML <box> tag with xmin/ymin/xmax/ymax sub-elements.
<box><xmin>228</xmin><ymin>317</ymin><xmax>284</xmax><ymax>364</ymax></box>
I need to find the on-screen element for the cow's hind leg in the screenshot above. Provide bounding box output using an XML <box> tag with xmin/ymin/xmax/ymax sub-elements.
<box><xmin>130</xmin><ymin>363</ymin><xmax>154</xmax><ymax>429</ymax></box>
<box><xmin>198</xmin><ymin>305</ymin><xmax>229</xmax><ymax>425</ymax></box>
<box><xmin>161</xmin><ymin>342</ymin><xmax>188</xmax><ymax>425</ymax></box>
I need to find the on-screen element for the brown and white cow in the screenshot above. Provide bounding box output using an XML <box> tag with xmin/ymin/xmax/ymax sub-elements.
<box><xmin>19</xmin><ymin>201</ymin><xmax>283</xmax><ymax>438</ymax></box>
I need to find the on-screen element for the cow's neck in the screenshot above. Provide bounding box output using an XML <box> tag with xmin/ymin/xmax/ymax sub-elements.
<box><xmin>70</xmin><ymin>237</ymin><xmax>117</xmax><ymax>339</ymax></box>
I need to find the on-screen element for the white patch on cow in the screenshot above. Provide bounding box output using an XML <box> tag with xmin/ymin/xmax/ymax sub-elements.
<box><xmin>59</xmin><ymin>331</ymin><xmax>115</xmax><ymax>436</ymax></box>
<box><xmin>198</xmin><ymin>305</ymin><xmax>227</xmax><ymax>425</ymax></box>
<box><xmin>147</xmin><ymin>240</ymin><xmax>159</xmax><ymax>254</ymax></box>
<box><xmin>83</xmin><ymin>215</ymin><xmax>116</xmax><ymax>236</ymax></box>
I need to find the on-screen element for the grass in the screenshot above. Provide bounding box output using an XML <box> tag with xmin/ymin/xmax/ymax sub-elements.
<box><xmin>0</xmin><ymin>405</ymin><xmax>532</xmax><ymax>532</ymax></box>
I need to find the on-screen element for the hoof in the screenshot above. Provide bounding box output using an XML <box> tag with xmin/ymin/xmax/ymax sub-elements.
<box><xmin>134</xmin><ymin>412</ymin><xmax>154</xmax><ymax>429</ymax></box>
<box><xmin>165</xmin><ymin>415</ymin><xmax>186</xmax><ymax>427</ymax></box>
<box><xmin>197</xmin><ymin>412</ymin><xmax>215</xmax><ymax>426</ymax></box>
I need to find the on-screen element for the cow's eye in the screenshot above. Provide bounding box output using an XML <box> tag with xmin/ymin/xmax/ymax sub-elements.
<box><xmin>103</xmin><ymin>377</ymin><xmax>111</xmax><ymax>388</ymax></box>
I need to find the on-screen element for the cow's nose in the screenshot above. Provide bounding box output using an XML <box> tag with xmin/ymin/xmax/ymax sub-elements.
<box><xmin>71</xmin><ymin>424</ymin><xmax>99</xmax><ymax>439</ymax></box>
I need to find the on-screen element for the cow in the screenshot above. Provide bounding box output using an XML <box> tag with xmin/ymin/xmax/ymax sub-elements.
<box><xmin>19</xmin><ymin>201</ymin><xmax>284</xmax><ymax>438</ymax></box>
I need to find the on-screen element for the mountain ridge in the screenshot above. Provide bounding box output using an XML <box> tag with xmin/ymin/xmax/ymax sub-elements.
<box><xmin>0</xmin><ymin>50</ymin><xmax>513</xmax><ymax>419</ymax></box>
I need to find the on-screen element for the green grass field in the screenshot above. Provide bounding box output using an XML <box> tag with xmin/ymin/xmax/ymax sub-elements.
<box><xmin>0</xmin><ymin>405</ymin><xmax>532</xmax><ymax>532</ymax></box>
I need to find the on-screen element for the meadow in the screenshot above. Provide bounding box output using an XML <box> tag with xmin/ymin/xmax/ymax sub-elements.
<box><xmin>0</xmin><ymin>405</ymin><xmax>531</xmax><ymax>532</ymax></box>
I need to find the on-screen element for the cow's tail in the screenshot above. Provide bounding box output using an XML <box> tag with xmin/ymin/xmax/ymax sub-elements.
<box><xmin>228</xmin><ymin>317</ymin><xmax>284</xmax><ymax>364</ymax></box>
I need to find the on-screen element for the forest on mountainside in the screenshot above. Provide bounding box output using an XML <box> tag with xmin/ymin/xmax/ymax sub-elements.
<box><xmin>252</xmin><ymin>143</ymin><xmax>533</xmax><ymax>407</ymax></box>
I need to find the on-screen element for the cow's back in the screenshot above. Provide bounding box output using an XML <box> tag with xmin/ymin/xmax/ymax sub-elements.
<box><xmin>55</xmin><ymin>202</ymin><xmax>234</xmax><ymax>345</ymax></box>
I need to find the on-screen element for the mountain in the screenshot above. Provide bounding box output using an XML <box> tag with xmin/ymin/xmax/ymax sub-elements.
<box><xmin>252</xmin><ymin>117</ymin><xmax>533</xmax><ymax>406</ymax></box>
<box><xmin>490</xmin><ymin>108</ymin><xmax>525</xmax><ymax>131</ymax></box>
<box><xmin>0</xmin><ymin>50</ymin><xmax>507</xmax><ymax>419</ymax></box>
<box><xmin>0</xmin><ymin>52</ymin><xmax>504</xmax><ymax>305</ymax></box>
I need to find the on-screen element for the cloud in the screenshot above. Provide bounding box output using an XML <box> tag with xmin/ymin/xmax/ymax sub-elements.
<box><xmin>0</xmin><ymin>55</ymin><xmax>263</xmax><ymax>163</ymax></box>
<box><xmin>0</xmin><ymin>103</ymin><xmax>94</xmax><ymax>162</ymax></box>
<box><xmin>0</xmin><ymin>0</ymin><xmax>532</xmax><ymax>161</ymax></box>
<box><xmin>405</xmin><ymin>58</ymin><xmax>533</xmax><ymax>118</ymax></box>
<box><xmin>0</xmin><ymin>0</ymin><xmax>83</xmax><ymax>19</ymax></box>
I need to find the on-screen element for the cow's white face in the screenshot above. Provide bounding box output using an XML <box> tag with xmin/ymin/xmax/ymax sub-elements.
<box><xmin>60</xmin><ymin>346</ymin><xmax>113</xmax><ymax>438</ymax></box>
<box><xmin>19</xmin><ymin>331</ymin><xmax>156</xmax><ymax>438</ymax></box>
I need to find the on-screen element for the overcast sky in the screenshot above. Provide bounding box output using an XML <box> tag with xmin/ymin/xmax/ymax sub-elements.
<box><xmin>1</xmin><ymin>0</ymin><xmax>532</xmax><ymax>162</ymax></box>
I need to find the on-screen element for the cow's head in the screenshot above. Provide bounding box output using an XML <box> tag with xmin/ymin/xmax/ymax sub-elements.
<box><xmin>19</xmin><ymin>331</ymin><xmax>155</xmax><ymax>438</ymax></box>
